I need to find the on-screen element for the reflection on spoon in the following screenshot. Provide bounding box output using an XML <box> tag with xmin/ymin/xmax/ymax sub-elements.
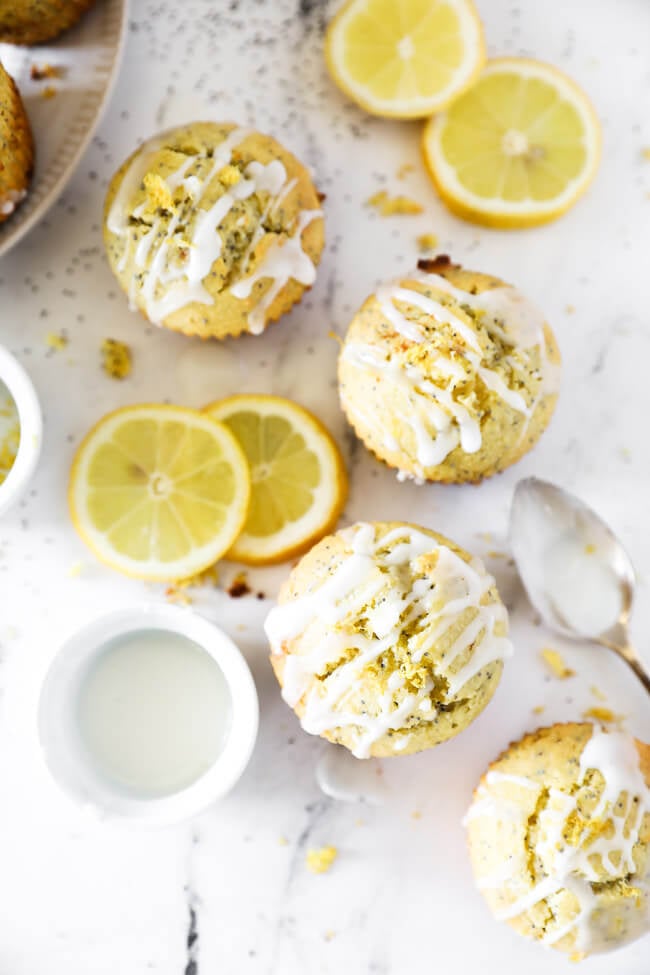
<box><xmin>316</xmin><ymin>746</ymin><xmax>389</xmax><ymax>805</ymax></box>
<box><xmin>509</xmin><ymin>477</ymin><xmax>650</xmax><ymax>695</ymax></box>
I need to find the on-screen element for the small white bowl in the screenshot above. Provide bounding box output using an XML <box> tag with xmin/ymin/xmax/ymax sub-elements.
<box><xmin>38</xmin><ymin>605</ymin><xmax>259</xmax><ymax>826</ymax></box>
<box><xmin>0</xmin><ymin>344</ymin><xmax>43</xmax><ymax>517</ymax></box>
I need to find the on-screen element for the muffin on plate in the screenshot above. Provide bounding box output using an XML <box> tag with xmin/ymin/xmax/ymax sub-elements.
<box><xmin>265</xmin><ymin>520</ymin><xmax>512</xmax><ymax>758</ymax></box>
<box><xmin>103</xmin><ymin>122</ymin><xmax>324</xmax><ymax>340</ymax></box>
<box><xmin>0</xmin><ymin>63</ymin><xmax>33</xmax><ymax>223</ymax></box>
<box><xmin>0</xmin><ymin>0</ymin><xmax>96</xmax><ymax>44</ymax></box>
<box><xmin>338</xmin><ymin>256</ymin><xmax>561</xmax><ymax>483</ymax></box>
<box><xmin>466</xmin><ymin>723</ymin><xmax>650</xmax><ymax>959</ymax></box>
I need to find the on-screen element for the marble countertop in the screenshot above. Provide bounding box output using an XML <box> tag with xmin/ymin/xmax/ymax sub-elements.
<box><xmin>2</xmin><ymin>1</ymin><xmax>650</xmax><ymax>972</ymax></box>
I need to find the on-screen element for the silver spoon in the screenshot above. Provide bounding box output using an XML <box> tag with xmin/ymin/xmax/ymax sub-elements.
<box><xmin>509</xmin><ymin>477</ymin><xmax>650</xmax><ymax>696</ymax></box>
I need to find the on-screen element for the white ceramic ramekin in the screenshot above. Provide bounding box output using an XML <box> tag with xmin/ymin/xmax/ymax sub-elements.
<box><xmin>37</xmin><ymin>604</ymin><xmax>259</xmax><ymax>826</ymax></box>
<box><xmin>0</xmin><ymin>344</ymin><xmax>42</xmax><ymax>517</ymax></box>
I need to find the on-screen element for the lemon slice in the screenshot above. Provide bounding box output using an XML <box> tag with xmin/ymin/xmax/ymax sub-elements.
<box><xmin>325</xmin><ymin>0</ymin><xmax>484</xmax><ymax>119</ymax></box>
<box><xmin>205</xmin><ymin>395</ymin><xmax>348</xmax><ymax>565</ymax></box>
<box><xmin>423</xmin><ymin>57</ymin><xmax>601</xmax><ymax>228</ymax></box>
<box><xmin>69</xmin><ymin>405</ymin><xmax>250</xmax><ymax>581</ymax></box>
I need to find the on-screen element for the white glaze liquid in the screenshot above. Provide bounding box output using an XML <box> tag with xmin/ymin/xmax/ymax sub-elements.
<box><xmin>76</xmin><ymin>630</ymin><xmax>232</xmax><ymax>798</ymax></box>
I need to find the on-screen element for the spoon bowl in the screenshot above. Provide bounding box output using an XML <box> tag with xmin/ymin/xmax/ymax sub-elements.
<box><xmin>509</xmin><ymin>477</ymin><xmax>650</xmax><ymax>695</ymax></box>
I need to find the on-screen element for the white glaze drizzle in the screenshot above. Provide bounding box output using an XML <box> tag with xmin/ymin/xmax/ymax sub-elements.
<box><xmin>107</xmin><ymin>129</ymin><xmax>321</xmax><ymax>332</ymax></box>
<box><xmin>466</xmin><ymin>727</ymin><xmax>650</xmax><ymax>954</ymax></box>
<box><xmin>230</xmin><ymin>207</ymin><xmax>322</xmax><ymax>334</ymax></box>
<box><xmin>342</xmin><ymin>267</ymin><xmax>559</xmax><ymax>473</ymax></box>
<box><xmin>265</xmin><ymin>523</ymin><xmax>512</xmax><ymax>759</ymax></box>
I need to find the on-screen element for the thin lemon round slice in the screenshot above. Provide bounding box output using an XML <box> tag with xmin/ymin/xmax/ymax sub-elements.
<box><xmin>69</xmin><ymin>405</ymin><xmax>251</xmax><ymax>581</ymax></box>
<box><xmin>204</xmin><ymin>395</ymin><xmax>348</xmax><ymax>566</ymax></box>
<box><xmin>325</xmin><ymin>0</ymin><xmax>484</xmax><ymax>119</ymax></box>
<box><xmin>423</xmin><ymin>57</ymin><xmax>601</xmax><ymax>228</ymax></box>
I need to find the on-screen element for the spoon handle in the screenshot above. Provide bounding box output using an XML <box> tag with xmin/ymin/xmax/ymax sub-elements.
<box><xmin>611</xmin><ymin>642</ymin><xmax>650</xmax><ymax>697</ymax></box>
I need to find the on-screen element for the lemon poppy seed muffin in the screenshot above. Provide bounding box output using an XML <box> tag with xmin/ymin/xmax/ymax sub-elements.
<box><xmin>466</xmin><ymin>723</ymin><xmax>650</xmax><ymax>959</ymax></box>
<box><xmin>338</xmin><ymin>256</ymin><xmax>561</xmax><ymax>483</ymax></box>
<box><xmin>103</xmin><ymin>122</ymin><xmax>325</xmax><ymax>340</ymax></box>
<box><xmin>0</xmin><ymin>0</ymin><xmax>96</xmax><ymax>44</ymax></box>
<box><xmin>0</xmin><ymin>63</ymin><xmax>33</xmax><ymax>223</ymax></box>
<box><xmin>265</xmin><ymin>521</ymin><xmax>512</xmax><ymax>758</ymax></box>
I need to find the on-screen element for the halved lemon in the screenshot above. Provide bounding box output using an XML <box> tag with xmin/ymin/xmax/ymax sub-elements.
<box><xmin>69</xmin><ymin>404</ymin><xmax>250</xmax><ymax>581</ymax></box>
<box><xmin>422</xmin><ymin>57</ymin><xmax>601</xmax><ymax>228</ymax></box>
<box><xmin>205</xmin><ymin>395</ymin><xmax>348</xmax><ymax>565</ymax></box>
<box><xmin>325</xmin><ymin>0</ymin><xmax>485</xmax><ymax>119</ymax></box>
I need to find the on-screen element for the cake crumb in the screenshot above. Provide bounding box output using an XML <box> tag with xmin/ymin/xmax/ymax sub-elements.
<box><xmin>278</xmin><ymin>836</ymin><xmax>289</xmax><ymax>847</ymax></box>
<box><xmin>164</xmin><ymin>586</ymin><xmax>193</xmax><ymax>606</ymax></box>
<box><xmin>306</xmin><ymin>846</ymin><xmax>337</xmax><ymax>874</ymax></box>
<box><xmin>582</xmin><ymin>706</ymin><xmax>622</xmax><ymax>724</ymax></box>
<box><xmin>486</xmin><ymin>550</ymin><xmax>508</xmax><ymax>559</ymax></box>
<box><xmin>144</xmin><ymin>172</ymin><xmax>175</xmax><ymax>211</ymax></box>
<box><xmin>590</xmin><ymin>685</ymin><xmax>607</xmax><ymax>701</ymax></box>
<box><xmin>45</xmin><ymin>331</ymin><xmax>68</xmax><ymax>351</ymax></box>
<box><xmin>565</xmin><ymin>304</ymin><xmax>576</xmax><ymax>314</ymax></box>
<box><xmin>532</xmin><ymin>705</ymin><xmax>545</xmax><ymax>715</ymax></box>
<box><xmin>218</xmin><ymin>164</ymin><xmax>241</xmax><ymax>186</ymax></box>
<box><xmin>31</xmin><ymin>63</ymin><xmax>65</xmax><ymax>81</ymax></box>
<box><xmin>416</xmin><ymin>232</ymin><xmax>439</xmax><ymax>252</ymax></box>
<box><xmin>411</xmin><ymin>810</ymin><xmax>422</xmax><ymax>820</ymax></box>
<box><xmin>641</xmin><ymin>147</ymin><xmax>650</xmax><ymax>161</ymax></box>
<box><xmin>540</xmin><ymin>648</ymin><xmax>575</xmax><ymax>679</ymax></box>
<box><xmin>397</xmin><ymin>162</ymin><xmax>415</xmax><ymax>179</ymax></box>
<box><xmin>366</xmin><ymin>190</ymin><xmax>423</xmax><ymax>216</ymax></box>
<box><xmin>41</xmin><ymin>85</ymin><xmax>57</xmax><ymax>99</ymax></box>
<box><xmin>324</xmin><ymin>930</ymin><xmax>336</xmax><ymax>942</ymax></box>
<box><xmin>227</xmin><ymin>572</ymin><xmax>251</xmax><ymax>598</ymax></box>
<box><xmin>101</xmin><ymin>339</ymin><xmax>132</xmax><ymax>379</ymax></box>
<box><xmin>67</xmin><ymin>561</ymin><xmax>84</xmax><ymax>578</ymax></box>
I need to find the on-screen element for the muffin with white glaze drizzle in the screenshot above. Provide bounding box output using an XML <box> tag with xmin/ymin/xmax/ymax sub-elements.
<box><xmin>0</xmin><ymin>62</ymin><xmax>34</xmax><ymax>223</ymax></box>
<box><xmin>466</xmin><ymin>723</ymin><xmax>650</xmax><ymax>960</ymax></box>
<box><xmin>103</xmin><ymin>122</ymin><xmax>324</xmax><ymax>340</ymax></box>
<box><xmin>265</xmin><ymin>521</ymin><xmax>512</xmax><ymax>758</ymax></box>
<box><xmin>338</xmin><ymin>256</ymin><xmax>561</xmax><ymax>483</ymax></box>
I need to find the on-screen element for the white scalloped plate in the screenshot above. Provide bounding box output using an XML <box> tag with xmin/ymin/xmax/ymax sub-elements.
<box><xmin>0</xmin><ymin>0</ymin><xmax>128</xmax><ymax>258</ymax></box>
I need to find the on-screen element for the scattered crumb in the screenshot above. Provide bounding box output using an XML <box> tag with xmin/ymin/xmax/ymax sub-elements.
<box><xmin>256</xmin><ymin>592</ymin><xmax>265</xmax><ymax>600</ymax></box>
<box><xmin>164</xmin><ymin>586</ymin><xmax>193</xmax><ymax>606</ymax></box>
<box><xmin>397</xmin><ymin>162</ymin><xmax>415</xmax><ymax>179</ymax></box>
<box><xmin>306</xmin><ymin>846</ymin><xmax>338</xmax><ymax>874</ymax></box>
<box><xmin>565</xmin><ymin>304</ymin><xmax>576</xmax><ymax>314</ymax></box>
<box><xmin>227</xmin><ymin>572</ymin><xmax>251</xmax><ymax>598</ymax></box>
<box><xmin>328</xmin><ymin>329</ymin><xmax>343</xmax><ymax>346</ymax></box>
<box><xmin>641</xmin><ymin>148</ymin><xmax>650</xmax><ymax>161</ymax></box>
<box><xmin>590</xmin><ymin>685</ymin><xmax>607</xmax><ymax>701</ymax></box>
<box><xmin>143</xmin><ymin>172</ymin><xmax>175</xmax><ymax>211</ymax></box>
<box><xmin>540</xmin><ymin>647</ymin><xmax>575</xmax><ymax>679</ymax></box>
<box><xmin>41</xmin><ymin>85</ymin><xmax>57</xmax><ymax>99</ymax></box>
<box><xmin>366</xmin><ymin>190</ymin><xmax>423</xmax><ymax>216</ymax></box>
<box><xmin>177</xmin><ymin>564</ymin><xmax>220</xmax><ymax>590</ymax></box>
<box><xmin>582</xmin><ymin>706</ymin><xmax>622</xmax><ymax>724</ymax></box>
<box><xmin>355</xmin><ymin>818</ymin><xmax>365</xmax><ymax>827</ymax></box>
<box><xmin>475</xmin><ymin>531</ymin><xmax>493</xmax><ymax>543</ymax></box>
<box><xmin>411</xmin><ymin>810</ymin><xmax>422</xmax><ymax>820</ymax></box>
<box><xmin>619</xmin><ymin>446</ymin><xmax>631</xmax><ymax>461</ymax></box>
<box><xmin>532</xmin><ymin>705</ymin><xmax>545</xmax><ymax>715</ymax></box>
<box><xmin>584</xmin><ymin>543</ymin><xmax>596</xmax><ymax>555</ymax></box>
<box><xmin>570</xmin><ymin>951</ymin><xmax>587</xmax><ymax>963</ymax></box>
<box><xmin>486</xmin><ymin>550</ymin><xmax>508</xmax><ymax>559</ymax></box>
<box><xmin>324</xmin><ymin>930</ymin><xmax>336</xmax><ymax>942</ymax></box>
<box><xmin>278</xmin><ymin>836</ymin><xmax>289</xmax><ymax>847</ymax></box>
<box><xmin>101</xmin><ymin>338</ymin><xmax>132</xmax><ymax>379</ymax></box>
<box><xmin>416</xmin><ymin>232</ymin><xmax>439</xmax><ymax>252</ymax></box>
<box><xmin>218</xmin><ymin>164</ymin><xmax>241</xmax><ymax>186</ymax></box>
<box><xmin>30</xmin><ymin>62</ymin><xmax>65</xmax><ymax>81</ymax></box>
<box><xmin>45</xmin><ymin>331</ymin><xmax>68</xmax><ymax>351</ymax></box>
<box><xmin>67</xmin><ymin>561</ymin><xmax>84</xmax><ymax>578</ymax></box>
